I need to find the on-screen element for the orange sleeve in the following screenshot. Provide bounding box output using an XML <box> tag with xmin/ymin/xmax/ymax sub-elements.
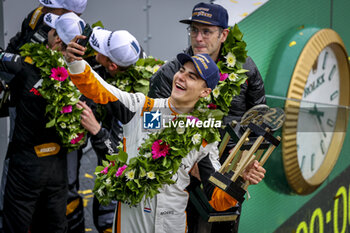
<box><xmin>208</xmin><ymin>187</ymin><xmax>238</xmax><ymax>211</ymax></box>
<box><xmin>69</xmin><ymin>64</ymin><xmax>118</xmax><ymax>104</ymax></box>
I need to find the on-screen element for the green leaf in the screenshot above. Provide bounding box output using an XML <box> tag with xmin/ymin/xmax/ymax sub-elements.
<box><xmin>46</xmin><ymin>118</ymin><xmax>56</xmax><ymax>128</ymax></box>
<box><xmin>116</xmin><ymin>151</ymin><xmax>128</xmax><ymax>163</ymax></box>
<box><xmin>136</xmin><ymin>78</ymin><xmax>149</xmax><ymax>86</ymax></box>
<box><xmin>236</xmin><ymin>69</ymin><xmax>249</xmax><ymax>74</ymax></box>
<box><xmin>95</xmin><ymin>166</ymin><xmax>105</xmax><ymax>173</ymax></box>
<box><xmin>92</xmin><ymin>20</ymin><xmax>104</xmax><ymax>28</ymax></box>
<box><xmin>134</xmin><ymin>84</ymin><xmax>149</xmax><ymax>95</ymax></box>
<box><xmin>105</xmin><ymin>152</ymin><xmax>116</xmax><ymax>159</ymax></box>
<box><xmin>134</xmin><ymin>179</ymin><xmax>142</xmax><ymax>188</ymax></box>
<box><xmin>102</xmin><ymin>160</ymin><xmax>109</xmax><ymax>168</ymax></box>
<box><xmin>232</xmin><ymin>24</ymin><xmax>244</xmax><ymax>41</ymax></box>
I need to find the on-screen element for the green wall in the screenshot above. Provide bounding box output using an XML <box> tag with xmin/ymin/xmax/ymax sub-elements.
<box><xmin>238</xmin><ymin>0</ymin><xmax>350</xmax><ymax>81</ymax></box>
<box><xmin>235</xmin><ymin>0</ymin><xmax>350</xmax><ymax>232</ymax></box>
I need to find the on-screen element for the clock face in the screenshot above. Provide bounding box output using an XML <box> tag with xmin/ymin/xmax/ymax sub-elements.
<box><xmin>265</xmin><ymin>27</ymin><xmax>350</xmax><ymax>195</ymax></box>
<box><xmin>296</xmin><ymin>46</ymin><xmax>340</xmax><ymax>180</ymax></box>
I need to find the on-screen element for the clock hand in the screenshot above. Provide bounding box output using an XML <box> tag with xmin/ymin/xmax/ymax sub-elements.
<box><xmin>309</xmin><ymin>104</ymin><xmax>326</xmax><ymax>137</ymax></box>
<box><xmin>308</xmin><ymin>104</ymin><xmax>324</xmax><ymax>117</ymax></box>
<box><xmin>317</xmin><ymin>117</ymin><xmax>327</xmax><ymax>138</ymax></box>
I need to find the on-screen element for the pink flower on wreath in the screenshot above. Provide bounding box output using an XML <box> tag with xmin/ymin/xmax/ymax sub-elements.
<box><xmin>116</xmin><ymin>165</ymin><xmax>127</xmax><ymax>177</ymax></box>
<box><xmin>50</xmin><ymin>67</ymin><xmax>68</xmax><ymax>81</ymax></box>
<box><xmin>61</xmin><ymin>105</ymin><xmax>73</xmax><ymax>114</ymax></box>
<box><xmin>207</xmin><ymin>103</ymin><xmax>217</xmax><ymax>109</ymax></box>
<box><xmin>151</xmin><ymin>139</ymin><xmax>170</xmax><ymax>159</ymax></box>
<box><xmin>187</xmin><ymin>116</ymin><xmax>199</xmax><ymax>123</ymax></box>
<box><xmin>101</xmin><ymin>166</ymin><xmax>109</xmax><ymax>174</ymax></box>
<box><xmin>70</xmin><ymin>132</ymin><xmax>84</xmax><ymax>144</ymax></box>
<box><xmin>219</xmin><ymin>73</ymin><xmax>228</xmax><ymax>81</ymax></box>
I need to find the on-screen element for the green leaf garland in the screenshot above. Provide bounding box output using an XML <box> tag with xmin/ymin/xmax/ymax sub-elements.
<box><xmin>20</xmin><ymin>43</ymin><xmax>87</xmax><ymax>151</ymax></box>
<box><xmin>109</xmin><ymin>57</ymin><xmax>165</xmax><ymax>95</ymax></box>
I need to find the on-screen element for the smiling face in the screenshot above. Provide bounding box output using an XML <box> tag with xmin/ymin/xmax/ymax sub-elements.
<box><xmin>170</xmin><ymin>61</ymin><xmax>211</xmax><ymax>111</ymax></box>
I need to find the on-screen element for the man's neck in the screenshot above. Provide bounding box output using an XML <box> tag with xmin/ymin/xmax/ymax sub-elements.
<box><xmin>211</xmin><ymin>49</ymin><xmax>220</xmax><ymax>63</ymax></box>
<box><xmin>109</xmin><ymin>69</ymin><xmax>118</xmax><ymax>77</ymax></box>
<box><xmin>168</xmin><ymin>97</ymin><xmax>195</xmax><ymax>114</ymax></box>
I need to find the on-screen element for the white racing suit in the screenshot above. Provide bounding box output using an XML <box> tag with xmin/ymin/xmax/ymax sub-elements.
<box><xmin>67</xmin><ymin>60</ymin><xmax>237</xmax><ymax>233</ymax></box>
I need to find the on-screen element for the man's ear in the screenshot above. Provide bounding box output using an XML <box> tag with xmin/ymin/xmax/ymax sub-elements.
<box><xmin>108</xmin><ymin>62</ymin><xmax>118</xmax><ymax>72</ymax></box>
<box><xmin>53</xmin><ymin>36</ymin><xmax>63</xmax><ymax>50</ymax></box>
<box><xmin>220</xmin><ymin>28</ymin><xmax>229</xmax><ymax>43</ymax></box>
<box><xmin>200</xmin><ymin>88</ymin><xmax>212</xmax><ymax>98</ymax></box>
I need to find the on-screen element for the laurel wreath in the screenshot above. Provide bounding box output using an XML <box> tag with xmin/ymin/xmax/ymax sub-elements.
<box><xmin>20</xmin><ymin>43</ymin><xmax>87</xmax><ymax>151</ymax></box>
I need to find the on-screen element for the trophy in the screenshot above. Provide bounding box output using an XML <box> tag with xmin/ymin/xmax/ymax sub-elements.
<box><xmin>209</xmin><ymin>105</ymin><xmax>285</xmax><ymax>203</ymax></box>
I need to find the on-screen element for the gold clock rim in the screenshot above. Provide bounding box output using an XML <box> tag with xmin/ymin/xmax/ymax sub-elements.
<box><xmin>282</xmin><ymin>29</ymin><xmax>350</xmax><ymax>195</ymax></box>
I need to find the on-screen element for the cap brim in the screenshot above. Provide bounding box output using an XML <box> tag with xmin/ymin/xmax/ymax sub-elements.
<box><xmin>179</xmin><ymin>19</ymin><xmax>215</xmax><ymax>26</ymax></box>
<box><xmin>39</xmin><ymin>0</ymin><xmax>63</xmax><ymax>8</ymax></box>
<box><xmin>179</xmin><ymin>19</ymin><xmax>192</xmax><ymax>25</ymax></box>
<box><xmin>177</xmin><ymin>53</ymin><xmax>205</xmax><ymax>81</ymax></box>
<box><xmin>177</xmin><ymin>53</ymin><xmax>192</xmax><ymax>65</ymax></box>
<box><xmin>89</xmin><ymin>27</ymin><xmax>111</xmax><ymax>57</ymax></box>
<box><xmin>43</xmin><ymin>13</ymin><xmax>59</xmax><ymax>29</ymax></box>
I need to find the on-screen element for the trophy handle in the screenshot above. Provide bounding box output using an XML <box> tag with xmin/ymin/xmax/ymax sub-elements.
<box><xmin>259</xmin><ymin>136</ymin><xmax>281</xmax><ymax>166</ymax></box>
<box><xmin>219</xmin><ymin>128</ymin><xmax>251</xmax><ymax>173</ymax></box>
<box><xmin>219</xmin><ymin>132</ymin><xmax>230</xmax><ymax>158</ymax></box>
<box><xmin>231</xmin><ymin>128</ymin><xmax>270</xmax><ymax>182</ymax></box>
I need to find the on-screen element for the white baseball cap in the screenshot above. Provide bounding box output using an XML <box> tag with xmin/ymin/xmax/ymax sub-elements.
<box><xmin>62</xmin><ymin>0</ymin><xmax>87</xmax><ymax>14</ymax></box>
<box><xmin>39</xmin><ymin>0</ymin><xmax>64</xmax><ymax>9</ymax></box>
<box><xmin>89</xmin><ymin>27</ymin><xmax>141</xmax><ymax>67</ymax></box>
<box><xmin>44</xmin><ymin>12</ymin><xmax>85</xmax><ymax>45</ymax></box>
<box><xmin>43</xmin><ymin>12</ymin><xmax>59</xmax><ymax>29</ymax></box>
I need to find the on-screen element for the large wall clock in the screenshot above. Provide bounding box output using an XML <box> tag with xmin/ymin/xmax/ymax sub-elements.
<box><xmin>264</xmin><ymin>27</ymin><xmax>350</xmax><ymax>195</ymax></box>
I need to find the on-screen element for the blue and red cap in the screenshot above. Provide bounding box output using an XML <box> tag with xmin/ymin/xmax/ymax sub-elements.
<box><xmin>179</xmin><ymin>2</ymin><xmax>228</xmax><ymax>29</ymax></box>
<box><xmin>177</xmin><ymin>53</ymin><xmax>220</xmax><ymax>90</ymax></box>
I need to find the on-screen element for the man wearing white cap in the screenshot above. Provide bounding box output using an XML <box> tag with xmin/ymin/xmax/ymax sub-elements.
<box><xmin>6</xmin><ymin>0</ymin><xmax>87</xmax><ymax>54</ymax></box>
<box><xmin>45</xmin><ymin>13</ymin><xmax>138</xmax><ymax>233</ymax></box>
<box><xmin>0</xmin><ymin>11</ymin><xmax>86</xmax><ymax>233</ymax></box>
<box><xmin>83</xmin><ymin>27</ymin><xmax>142</xmax><ymax>75</ymax></box>
<box><xmin>43</xmin><ymin>11</ymin><xmax>89</xmax><ymax>233</ymax></box>
<box><xmin>43</xmin><ymin>12</ymin><xmax>86</xmax><ymax>47</ymax></box>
